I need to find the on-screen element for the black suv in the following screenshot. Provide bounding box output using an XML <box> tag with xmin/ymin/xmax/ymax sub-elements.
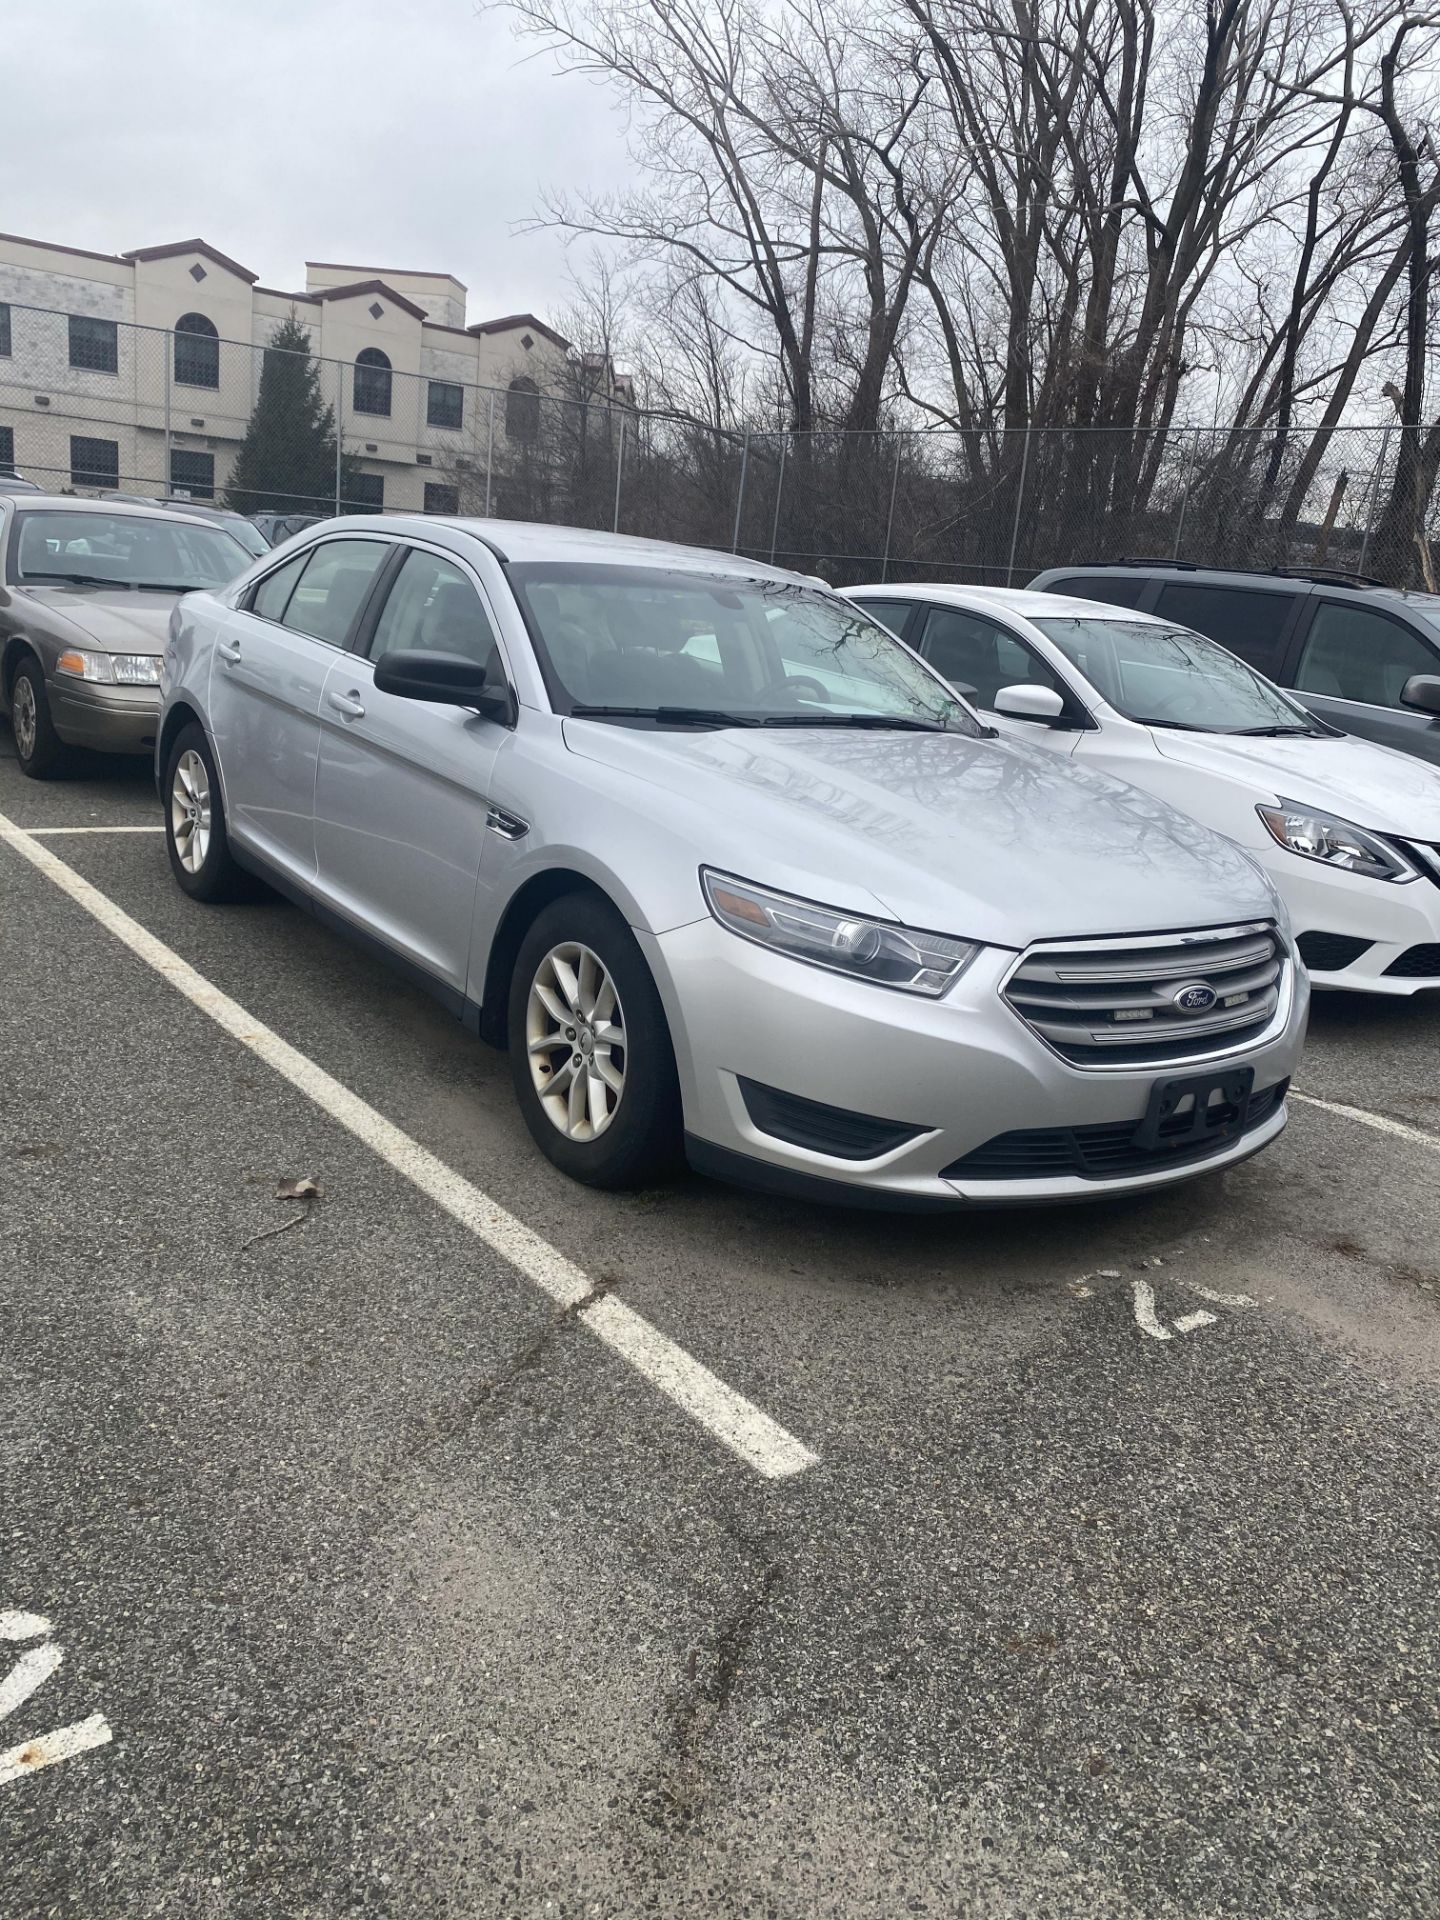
<box><xmin>1027</xmin><ymin>562</ymin><xmax>1440</xmax><ymax>767</ymax></box>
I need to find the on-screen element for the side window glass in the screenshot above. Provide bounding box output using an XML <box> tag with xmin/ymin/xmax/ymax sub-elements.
<box><xmin>368</xmin><ymin>549</ymin><xmax>499</xmax><ymax>669</ymax></box>
<box><xmin>850</xmin><ymin>598</ymin><xmax>920</xmax><ymax>637</ymax></box>
<box><xmin>1046</xmin><ymin>575</ymin><xmax>1151</xmax><ymax>609</ymax></box>
<box><xmin>1294</xmin><ymin>603</ymin><xmax>1440</xmax><ymax>709</ymax></box>
<box><xmin>1153</xmin><ymin>584</ymin><xmax>1292</xmax><ymax>673</ymax></box>
<box><xmin>250</xmin><ymin>552</ymin><xmax>308</xmax><ymax>623</ymax></box>
<box><xmin>280</xmin><ymin>539</ymin><xmax>389</xmax><ymax>647</ymax></box>
<box><xmin>920</xmin><ymin>607</ymin><xmax>1066</xmax><ymax>706</ymax></box>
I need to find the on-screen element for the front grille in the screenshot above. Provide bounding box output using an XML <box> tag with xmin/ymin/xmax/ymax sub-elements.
<box><xmin>1395</xmin><ymin>839</ymin><xmax>1440</xmax><ymax>890</ymax></box>
<box><xmin>1297</xmin><ymin>930</ymin><xmax>1373</xmax><ymax>972</ymax></box>
<box><xmin>943</xmin><ymin>1081</ymin><xmax>1288</xmax><ymax>1182</ymax></box>
<box><xmin>1384</xmin><ymin>943</ymin><xmax>1440</xmax><ymax>979</ymax></box>
<box><xmin>1003</xmin><ymin>924</ymin><xmax>1286</xmax><ymax>1068</ymax></box>
<box><xmin>737</xmin><ymin>1077</ymin><xmax>927</xmax><ymax>1159</ymax></box>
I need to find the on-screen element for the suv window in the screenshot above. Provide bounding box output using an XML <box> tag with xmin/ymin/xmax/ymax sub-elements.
<box><xmin>919</xmin><ymin>605</ymin><xmax>1068</xmax><ymax>706</ymax></box>
<box><xmin>850</xmin><ymin>597</ymin><xmax>922</xmax><ymax>637</ymax></box>
<box><xmin>1152</xmin><ymin>583</ymin><xmax>1293</xmax><ymax>674</ymax></box>
<box><xmin>281</xmin><ymin>539</ymin><xmax>390</xmax><ymax>646</ymax></box>
<box><xmin>368</xmin><ymin>550</ymin><xmax>499</xmax><ymax>667</ymax></box>
<box><xmin>1294</xmin><ymin>602</ymin><xmax>1440</xmax><ymax>709</ymax></box>
<box><xmin>1044</xmin><ymin>575</ymin><xmax>1150</xmax><ymax>609</ymax></box>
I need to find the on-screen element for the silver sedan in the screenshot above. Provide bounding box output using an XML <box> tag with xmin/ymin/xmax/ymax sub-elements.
<box><xmin>156</xmin><ymin>518</ymin><xmax>1309</xmax><ymax>1206</ymax></box>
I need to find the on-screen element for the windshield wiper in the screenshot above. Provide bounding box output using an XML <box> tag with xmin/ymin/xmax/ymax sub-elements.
<box><xmin>18</xmin><ymin>571</ymin><xmax>126</xmax><ymax>588</ymax></box>
<box><xmin>131</xmin><ymin>581</ymin><xmax>210</xmax><ymax>593</ymax></box>
<box><xmin>756</xmin><ymin>712</ymin><xmax>947</xmax><ymax>731</ymax></box>
<box><xmin>1131</xmin><ymin>715</ymin><xmax>1226</xmax><ymax>732</ymax></box>
<box><xmin>567</xmin><ymin>703</ymin><xmax>762</xmax><ymax>728</ymax></box>
<box><xmin>1227</xmin><ymin>724</ymin><xmax>1323</xmax><ymax>737</ymax></box>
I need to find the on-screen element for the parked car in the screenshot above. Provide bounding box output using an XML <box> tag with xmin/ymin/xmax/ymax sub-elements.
<box><xmin>1026</xmin><ymin>561</ymin><xmax>1440</xmax><ymax>767</ymax></box>
<box><xmin>250</xmin><ymin>511</ymin><xmax>325</xmax><ymax>547</ymax></box>
<box><xmin>158</xmin><ymin>519</ymin><xmax>1307</xmax><ymax>1204</ymax></box>
<box><xmin>844</xmin><ymin>582</ymin><xmax>1440</xmax><ymax>995</ymax></box>
<box><xmin>0</xmin><ymin>473</ymin><xmax>43</xmax><ymax>495</ymax></box>
<box><xmin>0</xmin><ymin>496</ymin><xmax>255</xmax><ymax>776</ymax></box>
<box><xmin>103</xmin><ymin>493</ymin><xmax>272</xmax><ymax>559</ymax></box>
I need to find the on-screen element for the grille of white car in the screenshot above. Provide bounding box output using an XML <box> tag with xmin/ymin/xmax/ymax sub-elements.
<box><xmin>1003</xmin><ymin>923</ymin><xmax>1286</xmax><ymax>1068</ymax></box>
<box><xmin>1396</xmin><ymin>838</ymin><xmax>1440</xmax><ymax>888</ymax></box>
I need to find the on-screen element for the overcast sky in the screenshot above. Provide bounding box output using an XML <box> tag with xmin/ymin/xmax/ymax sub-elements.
<box><xmin>7</xmin><ymin>0</ymin><xmax>633</xmax><ymax>324</ymax></box>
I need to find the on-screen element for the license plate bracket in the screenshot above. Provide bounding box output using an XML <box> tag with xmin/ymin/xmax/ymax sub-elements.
<box><xmin>1134</xmin><ymin>1066</ymin><xmax>1255</xmax><ymax>1153</ymax></box>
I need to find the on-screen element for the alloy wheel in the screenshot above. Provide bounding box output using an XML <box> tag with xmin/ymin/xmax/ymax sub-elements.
<box><xmin>12</xmin><ymin>674</ymin><xmax>37</xmax><ymax>762</ymax></box>
<box><xmin>526</xmin><ymin>941</ymin><xmax>627</xmax><ymax>1141</ymax></box>
<box><xmin>170</xmin><ymin>749</ymin><xmax>212</xmax><ymax>875</ymax></box>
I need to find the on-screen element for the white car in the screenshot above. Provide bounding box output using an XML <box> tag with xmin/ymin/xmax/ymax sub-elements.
<box><xmin>842</xmin><ymin>584</ymin><xmax>1440</xmax><ymax>995</ymax></box>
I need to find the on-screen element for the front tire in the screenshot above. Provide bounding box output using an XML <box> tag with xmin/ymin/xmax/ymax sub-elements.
<box><xmin>10</xmin><ymin>658</ymin><xmax>70</xmax><ymax>779</ymax></box>
<box><xmin>507</xmin><ymin>892</ymin><xmax>683</xmax><ymax>1189</ymax></box>
<box><xmin>163</xmin><ymin>722</ymin><xmax>248</xmax><ymax>902</ymax></box>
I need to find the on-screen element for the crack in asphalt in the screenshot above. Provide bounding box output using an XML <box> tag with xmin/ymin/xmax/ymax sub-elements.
<box><xmin>635</xmin><ymin>1521</ymin><xmax>784</xmax><ymax>1839</ymax></box>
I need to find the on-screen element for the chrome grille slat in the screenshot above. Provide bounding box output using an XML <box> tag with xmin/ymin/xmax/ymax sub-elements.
<box><xmin>1004</xmin><ymin>924</ymin><xmax>1287</xmax><ymax>1069</ymax></box>
<box><xmin>1397</xmin><ymin>839</ymin><xmax>1440</xmax><ymax>890</ymax></box>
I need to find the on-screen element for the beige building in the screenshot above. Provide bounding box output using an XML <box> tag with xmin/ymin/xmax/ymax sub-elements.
<box><xmin>0</xmin><ymin>230</ymin><xmax>622</xmax><ymax>514</ymax></box>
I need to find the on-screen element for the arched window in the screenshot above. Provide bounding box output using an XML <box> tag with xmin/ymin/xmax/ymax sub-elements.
<box><xmin>173</xmin><ymin>312</ymin><xmax>219</xmax><ymax>389</ymax></box>
<box><xmin>506</xmin><ymin>375</ymin><xmax>541</xmax><ymax>444</ymax></box>
<box><xmin>353</xmin><ymin>347</ymin><xmax>392</xmax><ymax>417</ymax></box>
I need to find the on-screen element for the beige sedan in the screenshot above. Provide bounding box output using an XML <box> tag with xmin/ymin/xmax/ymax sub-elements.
<box><xmin>0</xmin><ymin>494</ymin><xmax>252</xmax><ymax>777</ymax></box>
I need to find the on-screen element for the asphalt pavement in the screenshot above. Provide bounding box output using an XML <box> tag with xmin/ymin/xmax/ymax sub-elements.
<box><xmin>1</xmin><ymin>733</ymin><xmax>1437</xmax><ymax>1919</ymax></box>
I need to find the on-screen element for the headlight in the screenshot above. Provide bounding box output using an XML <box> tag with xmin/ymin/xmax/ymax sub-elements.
<box><xmin>702</xmin><ymin>868</ymin><xmax>980</xmax><ymax>996</ymax></box>
<box><xmin>55</xmin><ymin>650</ymin><xmax>162</xmax><ymax>686</ymax></box>
<box><xmin>56</xmin><ymin>648</ymin><xmax>114</xmax><ymax>682</ymax></box>
<box><xmin>111</xmin><ymin>653</ymin><xmax>163</xmax><ymax>686</ymax></box>
<box><xmin>1257</xmin><ymin>800</ymin><xmax>1415</xmax><ymax>883</ymax></box>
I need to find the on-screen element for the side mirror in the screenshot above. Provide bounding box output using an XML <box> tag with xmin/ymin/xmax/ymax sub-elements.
<box><xmin>1400</xmin><ymin>672</ymin><xmax>1440</xmax><ymax>717</ymax></box>
<box><xmin>373</xmin><ymin>648</ymin><xmax>515</xmax><ymax>725</ymax></box>
<box><xmin>994</xmin><ymin>682</ymin><xmax>1066</xmax><ymax>722</ymax></box>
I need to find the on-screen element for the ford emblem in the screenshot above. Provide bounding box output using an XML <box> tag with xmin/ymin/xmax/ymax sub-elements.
<box><xmin>1172</xmin><ymin>981</ymin><xmax>1218</xmax><ymax>1014</ymax></box>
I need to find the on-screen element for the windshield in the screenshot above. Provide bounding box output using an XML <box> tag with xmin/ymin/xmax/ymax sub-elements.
<box><xmin>1034</xmin><ymin>616</ymin><xmax>1321</xmax><ymax>734</ymax></box>
<box><xmin>12</xmin><ymin>511</ymin><xmax>252</xmax><ymax>590</ymax></box>
<box><xmin>510</xmin><ymin>564</ymin><xmax>985</xmax><ymax>732</ymax></box>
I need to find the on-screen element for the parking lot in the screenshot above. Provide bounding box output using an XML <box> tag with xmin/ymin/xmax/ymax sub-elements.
<box><xmin>2</xmin><ymin>732</ymin><xmax>1437</xmax><ymax>1919</ymax></box>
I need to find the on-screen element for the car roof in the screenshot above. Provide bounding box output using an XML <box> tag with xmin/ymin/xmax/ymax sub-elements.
<box><xmin>1028</xmin><ymin>560</ymin><xmax>1440</xmax><ymax>614</ymax></box>
<box><xmin>7</xmin><ymin>493</ymin><xmax>233</xmax><ymax>525</ymax></box>
<box><xmin>843</xmin><ymin>580</ymin><xmax>1170</xmax><ymax>623</ymax></box>
<box><xmin>327</xmin><ymin>514</ymin><xmax>807</xmax><ymax>581</ymax></box>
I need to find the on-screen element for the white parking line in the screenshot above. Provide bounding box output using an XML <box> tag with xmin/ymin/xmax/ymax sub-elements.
<box><xmin>0</xmin><ymin>1611</ymin><xmax>113</xmax><ymax>1789</ymax></box>
<box><xmin>24</xmin><ymin>825</ymin><xmax>164</xmax><ymax>836</ymax></box>
<box><xmin>1292</xmin><ymin>1090</ymin><xmax>1440</xmax><ymax>1156</ymax></box>
<box><xmin>0</xmin><ymin>1715</ymin><xmax>113</xmax><ymax>1787</ymax></box>
<box><xmin>0</xmin><ymin>810</ymin><xmax>818</xmax><ymax>1481</ymax></box>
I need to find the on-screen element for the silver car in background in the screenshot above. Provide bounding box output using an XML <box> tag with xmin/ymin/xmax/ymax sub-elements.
<box><xmin>1</xmin><ymin>495</ymin><xmax>253</xmax><ymax>776</ymax></box>
<box><xmin>157</xmin><ymin>519</ymin><xmax>1309</xmax><ymax>1206</ymax></box>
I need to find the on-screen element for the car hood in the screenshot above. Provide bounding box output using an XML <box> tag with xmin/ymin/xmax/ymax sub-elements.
<box><xmin>562</xmin><ymin>721</ymin><xmax>1279</xmax><ymax>948</ymax></box>
<box><xmin>17</xmin><ymin>586</ymin><xmax>176</xmax><ymax>652</ymax></box>
<box><xmin>1151</xmin><ymin>727</ymin><xmax>1440</xmax><ymax>838</ymax></box>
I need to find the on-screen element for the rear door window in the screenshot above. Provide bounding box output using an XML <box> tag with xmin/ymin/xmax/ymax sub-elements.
<box><xmin>849</xmin><ymin>597</ymin><xmax>923</xmax><ymax>639</ymax></box>
<box><xmin>1152</xmin><ymin>583</ymin><xmax>1295</xmax><ymax>675</ymax></box>
<box><xmin>280</xmin><ymin>539</ymin><xmax>391</xmax><ymax>647</ymax></box>
<box><xmin>1293</xmin><ymin>602</ymin><xmax>1440</xmax><ymax>709</ymax></box>
<box><xmin>250</xmin><ymin>551</ymin><xmax>307</xmax><ymax>623</ymax></box>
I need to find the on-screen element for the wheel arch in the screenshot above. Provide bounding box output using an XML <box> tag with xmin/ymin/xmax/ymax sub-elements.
<box><xmin>478</xmin><ymin>868</ymin><xmax>624</xmax><ymax>1047</ymax></box>
<box><xmin>157</xmin><ymin>698</ymin><xmax>208</xmax><ymax>778</ymax></box>
<box><xmin>1</xmin><ymin>634</ymin><xmax>41</xmax><ymax>703</ymax></box>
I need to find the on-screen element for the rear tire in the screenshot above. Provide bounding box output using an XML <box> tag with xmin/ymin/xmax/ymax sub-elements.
<box><xmin>10</xmin><ymin>658</ymin><xmax>70</xmax><ymax>780</ymax></box>
<box><xmin>163</xmin><ymin>722</ymin><xmax>248</xmax><ymax>902</ymax></box>
<box><xmin>507</xmin><ymin>892</ymin><xmax>683</xmax><ymax>1189</ymax></box>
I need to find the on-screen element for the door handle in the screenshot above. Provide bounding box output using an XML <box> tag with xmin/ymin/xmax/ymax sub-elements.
<box><xmin>217</xmin><ymin>641</ymin><xmax>242</xmax><ymax>664</ymax></box>
<box><xmin>328</xmin><ymin>689</ymin><xmax>366</xmax><ymax>720</ymax></box>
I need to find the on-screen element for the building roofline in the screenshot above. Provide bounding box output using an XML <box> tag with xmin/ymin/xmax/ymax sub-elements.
<box><xmin>468</xmin><ymin>312</ymin><xmax>571</xmax><ymax>351</ymax></box>
<box><xmin>306</xmin><ymin>260</ymin><xmax>466</xmax><ymax>289</ymax></box>
<box><xmin>0</xmin><ymin>229</ymin><xmax>125</xmax><ymax>266</ymax></box>
<box><xmin>121</xmin><ymin>239</ymin><xmax>259</xmax><ymax>283</ymax></box>
<box><xmin>311</xmin><ymin>278</ymin><xmax>429</xmax><ymax>322</ymax></box>
<box><xmin>253</xmin><ymin>287</ymin><xmax>323</xmax><ymax>306</ymax></box>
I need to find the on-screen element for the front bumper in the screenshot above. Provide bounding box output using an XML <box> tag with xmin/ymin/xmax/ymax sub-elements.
<box><xmin>645</xmin><ymin>920</ymin><xmax>1309</xmax><ymax>1207</ymax></box>
<box><xmin>1274</xmin><ymin>853</ymin><xmax>1440</xmax><ymax>994</ymax></box>
<box><xmin>50</xmin><ymin>679</ymin><xmax>161</xmax><ymax>755</ymax></box>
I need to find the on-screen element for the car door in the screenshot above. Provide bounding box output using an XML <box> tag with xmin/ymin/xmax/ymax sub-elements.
<box><xmin>311</xmin><ymin>542</ymin><xmax>513</xmax><ymax>994</ymax></box>
<box><xmin>206</xmin><ymin>535</ymin><xmax>393</xmax><ymax>882</ymax></box>
<box><xmin>915</xmin><ymin>603</ymin><xmax>1082</xmax><ymax>750</ymax></box>
<box><xmin>1286</xmin><ymin>599</ymin><xmax>1440</xmax><ymax>765</ymax></box>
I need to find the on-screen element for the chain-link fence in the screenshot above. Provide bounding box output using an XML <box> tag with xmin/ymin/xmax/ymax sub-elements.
<box><xmin>2</xmin><ymin>301</ymin><xmax>1433</xmax><ymax>587</ymax></box>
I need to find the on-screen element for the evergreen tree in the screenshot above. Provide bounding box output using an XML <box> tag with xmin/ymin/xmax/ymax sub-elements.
<box><xmin>226</xmin><ymin>312</ymin><xmax>357</xmax><ymax>515</ymax></box>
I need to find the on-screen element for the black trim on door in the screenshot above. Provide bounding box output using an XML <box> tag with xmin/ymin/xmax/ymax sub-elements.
<box><xmin>346</xmin><ymin>542</ymin><xmax>408</xmax><ymax>655</ymax></box>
